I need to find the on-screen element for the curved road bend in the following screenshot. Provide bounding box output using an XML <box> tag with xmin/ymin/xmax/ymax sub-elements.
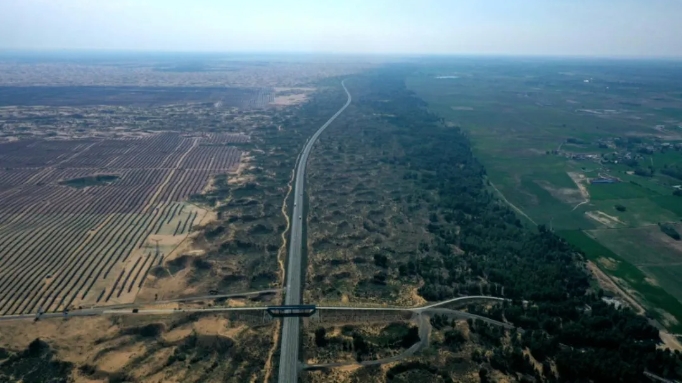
<box><xmin>279</xmin><ymin>80</ymin><xmax>352</xmax><ymax>383</ymax></box>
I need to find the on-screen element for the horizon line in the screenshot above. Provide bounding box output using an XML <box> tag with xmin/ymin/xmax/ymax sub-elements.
<box><xmin>0</xmin><ymin>48</ymin><xmax>681</xmax><ymax>62</ymax></box>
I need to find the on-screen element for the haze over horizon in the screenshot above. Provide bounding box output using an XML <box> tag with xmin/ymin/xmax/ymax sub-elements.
<box><xmin>1</xmin><ymin>0</ymin><xmax>682</xmax><ymax>58</ymax></box>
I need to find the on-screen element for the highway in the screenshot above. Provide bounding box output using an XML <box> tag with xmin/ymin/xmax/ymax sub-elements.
<box><xmin>278</xmin><ymin>79</ymin><xmax>352</xmax><ymax>383</ymax></box>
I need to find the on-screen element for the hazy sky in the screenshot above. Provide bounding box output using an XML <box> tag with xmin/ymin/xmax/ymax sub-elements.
<box><xmin>1</xmin><ymin>0</ymin><xmax>681</xmax><ymax>57</ymax></box>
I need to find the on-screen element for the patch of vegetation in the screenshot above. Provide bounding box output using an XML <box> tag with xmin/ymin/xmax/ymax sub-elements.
<box><xmin>0</xmin><ymin>338</ymin><xmax>73</xmax><ymax>383</ymax></box>
<box><xmin>386</xmin><ymin>361</ymin><xmax>453</xmax><ymax>382</ymax></box>
<box><xmin>659</xmin><ymin>222</ymin><xmax>681</xmax><ymax>240</ymax></box>
<box><xmin>307</xmin><ymin>322</ymin><xmax>419</xmax><ymax>364</ymax></box>
<box><xmin>122</xmin><ymin>323</ymin><xmax>165</xmax><ymax>338</ymax></box>
<box><xmin>661</xmin><ymin>164</ymin><xmax>682</xmax><ymax>181</ymax></box>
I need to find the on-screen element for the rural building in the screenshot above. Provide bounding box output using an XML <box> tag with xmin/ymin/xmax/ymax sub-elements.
<box><xmin>590</xmin><ymin>178</ymin><xmax>616</xmax><ymax>184</ymax></box>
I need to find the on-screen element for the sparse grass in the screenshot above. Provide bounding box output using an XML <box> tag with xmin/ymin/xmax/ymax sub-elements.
<box><xmin>302</xmin><ymin>322</ymin><xmax>417</xmax><ymax>365</ymax></box>
<box><xmin>304</xmin><ymin>83</ymin><xmax>433</xmax><ymax>305</ymax></box>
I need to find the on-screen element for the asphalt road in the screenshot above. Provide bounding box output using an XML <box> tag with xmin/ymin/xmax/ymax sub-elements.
<box><xmin>0</xmin><ymin>294</ymin><xmax>508</xmax><ymax>323</ymax></box>
<box><xmin>0</xmin><ymin>294</ymin><xmax>507</xmax><ymax>322</ymax></box>
<box><xmin>278</xmin><ymin>79</ymin><xmax>352</xmax><ymax>383</ymax></box>
<box><xmin>316</xmin><ymin>296</ymin><xmax>510</xmax><ymax>311</ymax></box>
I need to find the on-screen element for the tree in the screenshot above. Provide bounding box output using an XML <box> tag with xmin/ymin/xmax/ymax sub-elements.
<box><xmin>373</xmin><ymin>253</ymin><xmax>389</xmax><ymax>268</ymax></box>
<box><xmin>479</xmin><ymin>367</ymin><xmax>490</xmax><ymax>383</ymax></box>
<box><xmin>314</xmin><ymin>327</ymin><xmax>327</xmax><ymax>347</ymax></box>
<box><xmin>444</xmin><ymin>329</ymin><xmax>466</xmax><ymax>351</ymax></box>
<box><xmin>401</xmin><ymin>327</ymin><xmax>420</xmax><ymax>348</ymax></box>
<box><xmin>659</xmin><ymin>223</ymin><xmax>681</xmax><ymax>240</ymax></box>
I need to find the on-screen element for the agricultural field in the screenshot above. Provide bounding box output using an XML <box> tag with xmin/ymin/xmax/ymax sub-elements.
<box><xmin>407</xmin><ymin>58</ymin><xmax>682</xmax><ymax>330</ymax></box>
<box><xmin>0</xmin><ymin>132</ymin><xmax>245</xmax><ymax>314</ymax></box>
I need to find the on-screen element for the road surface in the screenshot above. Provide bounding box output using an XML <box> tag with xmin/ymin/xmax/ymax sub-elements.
<box><xmin>0</xmin><ymin>288</ymin><xmax>281</xmax><ymax>322</ymax></box>
<box><xmin>278</xmin><ymin>79</ymin><xmax>352</xmax><ymax>383</ymax></box>
<box><xmin>0</xmin><ymin>294</ymin><xmax>509</xmax><ymax>323</ymax></box>
<box><xmin>0</xmin><ymin>294</ymin><xmax>508</xmax><ymax>322</ymax></box>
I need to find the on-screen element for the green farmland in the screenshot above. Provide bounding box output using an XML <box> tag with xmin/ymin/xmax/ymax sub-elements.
<box><xmin>408</xmin><ymin>58</ymin><xmax>682</xmax><ymax>331</ymax></box>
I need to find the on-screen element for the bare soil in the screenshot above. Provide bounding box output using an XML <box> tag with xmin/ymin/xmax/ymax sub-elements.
<box><xmin>567</xmin><ymin>171</ymin><xmax>590</xmax><ymax>200</ymax></box>
<box><xmin>585</xmin><ymin>210</ymin><xmax>623</xmax><ymax>228</ymax></box>
<box><xmin>587</xmin><ymin>261</ymin><xmax>645</xmax><ymax>314</ymax></box>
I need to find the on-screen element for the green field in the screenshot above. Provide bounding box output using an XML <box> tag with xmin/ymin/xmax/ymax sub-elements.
<box><xmin>588</xmin><ymin>198</ymin><xmax>679</xmax><ymax>227</ymax></box>
<box><xmin>642</xmin><ymin>265</ymin><xmax>682</xmax><ymax>309</ymax></box>
<box><xmin>590</xmin><ymin>226</ymin><xmax>682</xmax><ymax>267</ymax></box>
<box><xmin>587</xmin><ymin>182</ymin><xmax>660</xmax><ymax>200</ymax></box>
<box><xmin>408</xmin><ymin>60</ymin><xmax>682</xmax><ymax>330</ymax></box>
<box><xmin>560</xmin><ymin>230</ymin><xmax>682</xmax><ymax>332</ymax></box>
<box><xmin>652</xmin><ymin>195</ymin><xmax>682</xmax><ymax>216</ymax></box>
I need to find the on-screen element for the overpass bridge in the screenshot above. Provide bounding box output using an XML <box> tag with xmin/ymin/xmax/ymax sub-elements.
<box><xmin>1</xmin><ymin>295</ymin><xmax>513</xmax><ymax>323</ymax></box>
<box><xmin>1</xmin><ymin>297</ymin><xmax>519</xmax><ymax>374</ymax></box>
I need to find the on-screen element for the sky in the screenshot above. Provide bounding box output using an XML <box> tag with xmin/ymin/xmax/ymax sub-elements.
<box><xmin>1</xmin><ymin>0</ymin><xmax>681</xmax><ymax>58</ymax></box>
